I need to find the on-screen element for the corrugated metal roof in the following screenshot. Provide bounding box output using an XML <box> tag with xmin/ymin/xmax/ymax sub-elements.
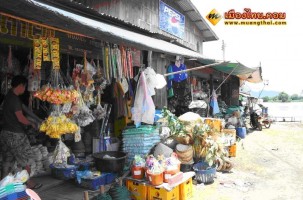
<box><xmin>44</xmin><ymin>0</ymin><xmax>218</xmax><ymax>42</ymax></box>
<box><xmin>35</xmin><ymin>0</ymin><xmax>201</xmax><ymax>48</ymax></box>
<box><xmin>0</xmin><ymin>0</ymin><xmax>216</xmax><ymax>61</ymax></box>
<box><xmin>35</xmin><ymin>0</ymin><xmax>156</xmax><ymax>34</ymax></box>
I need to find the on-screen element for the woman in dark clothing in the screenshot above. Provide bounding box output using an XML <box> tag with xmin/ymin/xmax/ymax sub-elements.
<box><xmin>0</xmin><ymin>75</ymin><xmax>42</xmax><ymax>189</ymax></box>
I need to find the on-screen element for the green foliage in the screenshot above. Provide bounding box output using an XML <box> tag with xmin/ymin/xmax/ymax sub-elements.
<box><xmin>272</xmin><ymin>96</ymin><xmax>279</xmax><ymax>101</ymax></box>
<box><xmin>291</xmin><ymin>94</ymin><xmax>299</xmax><ymax>100</ymax></box>
<box><xmin>260</xmin><ymin>92</ymin><xmax>303</xmax><ymax>102</ymax></box>
<box><xmin>278</xmin><ymin>92</ymin><xmax>289</xmax><ymax>102</ymax></box>
<box><xmin>262</xmin><ymin>96</ymin><xmax>270</xmax><ymax>102</ymax></box>
<box><xmin>161</xmin><ymin>107</ymin><xmax>186</xmax><ymax>136</ymax></box>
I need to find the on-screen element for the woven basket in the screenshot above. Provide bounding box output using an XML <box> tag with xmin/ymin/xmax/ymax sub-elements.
<box><xmin>174</xmin><ymin>134</ymin><xmax>193</xmax><ymax>145</ymax></box>
<box><xmin>176</xmin><ymin>144</ymin><xmax>194</xmax><ymax>163</ymax></box>
<box><xmin>221</xmin><ymin>129</ymin><xmax>236</xmax><ymax>135</ymax></box>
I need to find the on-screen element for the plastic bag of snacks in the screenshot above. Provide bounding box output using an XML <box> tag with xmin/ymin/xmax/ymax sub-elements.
<box><xmin>53</xmin><ymin>140</ymin><xmax>71</xmax><ymax>167</ymax></box>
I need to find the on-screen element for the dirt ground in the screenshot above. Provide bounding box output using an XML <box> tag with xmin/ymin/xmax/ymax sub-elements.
<box><xmin>192</xmin><ymin>122</ymin><xmax>303</xmax><ymax>200</ymax></box>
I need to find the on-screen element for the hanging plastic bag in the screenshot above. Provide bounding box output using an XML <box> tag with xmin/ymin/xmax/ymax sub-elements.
<box><xmin>74</xmin><ymin>127</ymin><xmax>82</xmax><ymax>142</ymax></box>
<box><xmin>14</xmin><ymin>170</ymin><xmax>30</xmax><ymax>183</ymax></box>
<box><xmin>0</xmin><ymin>174</ymin><xmax>14</xmax><ymax>187</ymax></box>
<box><xmin>131</xmin><ymin>72</ymin><xmax>155</xmax><ymax>127</ymax></box>
<box><xmin>52</xmin><ymin>140</ymin><xmax>71</xmax><ymax>167</ymax></box>
<box><xmin>74</xmin><ymin>90</ymin><xmax>95</xmax><ymax>127</ymax></box>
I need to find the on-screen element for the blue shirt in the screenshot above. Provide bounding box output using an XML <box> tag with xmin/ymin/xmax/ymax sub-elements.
<box><xmin>171</xmin><ymin>64</ymin><xmax>188</xmax><ymax>82</ymax></box>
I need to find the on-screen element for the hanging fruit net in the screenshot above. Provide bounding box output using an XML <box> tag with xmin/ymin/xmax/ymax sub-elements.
<box><xmin>33</xmin><ymin>69</ymin><xmax>78</xmax><ymax>105</ymax></box>
<box><xmin>39</xmin><ymin>111</ymin><xmax>79</xmax><ymax>139</ymax></box>
<box><xmin>72</xmin><ymin>89</ymin><xmax>95</xmax><ymax>127</ymax></box>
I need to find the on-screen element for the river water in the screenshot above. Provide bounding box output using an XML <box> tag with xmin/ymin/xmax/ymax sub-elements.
<box><xmin>262</xmin><ymin>102</ymin><xmax>303</xmax><ymax>121</ymax></box>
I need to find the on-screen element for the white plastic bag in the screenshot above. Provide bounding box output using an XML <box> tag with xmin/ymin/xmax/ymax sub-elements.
<box><xmin>53</xmin><ymin>140</ymin><xmax>71</xmax><ymax>167</ymax></box>
<box><xmin>0</xmin><ymin>174</ymin><xmax>14</xmax><ymax>187</ymax></box>
<box><xmin>131</xmin><ymin>72</ymin><xmax>155</xmax><ymax>127</ymax></box>
<box><xmin>74</xmin><ymin>127</ymin><xmax>81</xmax><ymax>142</ymax></box>
<box><xmin>14</xmin><ymin>170</ymin><xmax>29</xmax><ymax>183</ymax></box>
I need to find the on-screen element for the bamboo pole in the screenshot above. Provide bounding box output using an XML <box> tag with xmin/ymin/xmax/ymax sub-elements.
<box><xmin>163</xmin><ymin>61</ymin><xmax>226</xmax><ymax>77</ymax></box>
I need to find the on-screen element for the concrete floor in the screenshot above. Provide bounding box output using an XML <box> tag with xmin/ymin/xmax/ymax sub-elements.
<box><xmin>32</xmin><ymin>175</ymin><xmax>110</xmax><ymax>200</ymax></box>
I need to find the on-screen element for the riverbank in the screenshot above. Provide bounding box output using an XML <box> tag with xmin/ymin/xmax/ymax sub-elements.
<box><xmin>193</xmin><ymin>122</ymin><xmax>303</xmax><ymax>200</ymax></box>
<box><xmin>263</xmin><ymin>102</ymin><xmax>303</xmax><ymax>122</ymax></box>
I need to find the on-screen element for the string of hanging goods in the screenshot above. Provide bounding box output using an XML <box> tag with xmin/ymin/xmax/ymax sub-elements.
<box><xmin>111</xmin><ymin>44</ymin><xmax>117</xmax><ymax>79</ymax></box>
<box><xmin>120</xmin><ymin>45</ymin><xmax>129</xmax><ymax>79</ymax></box>
<box><xmin>126</xmin><ymin>47</ymin><xmax>133</xmax><ymax>79</ymax></box>
<box><xmin>103</xmin><ymin>43</ymin><xmax>110</xmax><ymax>83</ymax></box>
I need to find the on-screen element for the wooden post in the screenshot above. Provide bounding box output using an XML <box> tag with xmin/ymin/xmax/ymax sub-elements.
<box><xmin>100</xmin><ymin>185</ymin><xmax>105</xmax><ymax>194</ymax></box>
<box><xmin>83</xmin><ymin>191</ymin><xmax>89</xmax><ymax>200</ymax></box>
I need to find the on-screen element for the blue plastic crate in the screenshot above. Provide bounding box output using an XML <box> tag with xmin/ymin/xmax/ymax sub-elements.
<box><xmin>50</xmin><ymin>164</ymin><xmax>78</xmax><ymax>180</ymax></box>
<box><xmin>76</xmin><ymin>162</ymin><xmax>93</xmax><ymax>171</ymax></box>
<box><xmin>79</xmin><ymin>174</ymin><xmax>107</xmax><ymax>190</ymax></box>
<box><xmin>105</xmin><ymin>173</ymin><xmax>117</xmax><ymax>184</ymax></box>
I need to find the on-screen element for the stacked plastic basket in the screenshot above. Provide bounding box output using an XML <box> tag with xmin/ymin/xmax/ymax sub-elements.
<box><xmin>0</xmin><ymin>183</ymin><xmax>29</xmax><ymax>200</ymax></box>
<box><xmin>122</xmin><ymin>125</ymin><xmax>160</xmax><ymax>164</ymax></box>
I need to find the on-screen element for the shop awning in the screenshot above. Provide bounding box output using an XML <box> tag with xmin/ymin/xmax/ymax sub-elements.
<box><xmin>0</xmin><ymin>0</ymin><xmax>214</xmax><ymax>62</ymax></box>
<box><xmin>197</xmin><ymin>58</ymin><xmax>263</xmax><ymax>83</ymax></box>
<box><xmin>238</xmin><ymin>67</ymin><xmax>263</xmax><ymax>83</ymax></box>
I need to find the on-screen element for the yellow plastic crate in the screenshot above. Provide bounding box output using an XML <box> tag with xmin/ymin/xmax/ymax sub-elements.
<box><xmin>148</xmin><ymin>185</ymin><xmax>179</xmax><ymax>200</ymax></box>
<box><xmin>126</xmin><ymin>179</ymin><xmax>148</xmax><ymax>200</ymax></box>
<box><xmin>180</xmin><ymin>177</ymin><xmax>193</xmax><ymax>200</ymax></box>
<box><xmin>228</xmin><ymin>143</ymin><xmax>237</xmax><ymax>157</ymax></box>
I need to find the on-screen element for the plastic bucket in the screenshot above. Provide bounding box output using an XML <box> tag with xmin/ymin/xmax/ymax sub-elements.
<box><xmin>131</xmin><ymin>166</ymin><xmax>145</xmax><ymax>180</ymax></box>
<box><xmin>93</xmin><ymin>151</ymin><xmax>127</xmax><ymax>173</ymax></box>
<box><xmin>193</xmin><ymin>162</ymin><xmax>216</xmax><ymax>184</ymax></box>
<box><xmin>236</xmin><ymin>127</ymin><xmax>246</xmax><ymax>139</ymax></box>
<box><xmin>163</xmin><ymin>164</ymin><xmax>180</xmax><ymax>183</ymax></box>
<box><xmin>146</xmin><ymin>170</ymin><xmax>163</xmax><ymax>186</ymax></box>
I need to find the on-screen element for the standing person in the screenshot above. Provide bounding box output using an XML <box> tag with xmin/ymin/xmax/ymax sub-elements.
<box><xmin>0</xmin><ymin>75</ymin><xmax>42</xmax><ymax>189</ymax></box>
<box><xmin>226</xmin><ymin>111</ymin><xmax>241</xmax><ymax>128</ymax></box>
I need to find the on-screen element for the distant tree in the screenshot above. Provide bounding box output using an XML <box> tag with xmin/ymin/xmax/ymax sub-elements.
<box><xmin>262</xmin><ymin>96</ymin><xmax>270</xmax><ymax>102</ymax></box>
<box><xmin>278</xmin><ymin>92</ymin><xmax>289</xmax><ymax>102</ymax></box>
<box><xmin>273</xmin><ymin>96</ymin><xmax>279</xmax><ymax>102</ymax></box>
<box><xmin>291</xmin><ymin>94</ymin><xmax>299</xmax><ymax>101</ymax></box>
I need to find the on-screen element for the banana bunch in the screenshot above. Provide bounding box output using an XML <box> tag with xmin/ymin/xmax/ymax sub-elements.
<box><xmin>216</xmin><ymin>157</ymin><xmax>233</xmax><ymax>172</ymax></box>
<box><xmin>193</xmin><ymin>143</ymin><xmax>209</xmax><ymax>159</ymax></box>
<box><xmin>40</xmin><ymin>115</ymin><xmax>79</xmax><ymax>139</ymax></box>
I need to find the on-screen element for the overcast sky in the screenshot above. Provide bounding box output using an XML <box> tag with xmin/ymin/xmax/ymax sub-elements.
<box><xmin>191</xmin><ymin>0</ymin><xmax>302</xmax><ymax>95</ymax></box>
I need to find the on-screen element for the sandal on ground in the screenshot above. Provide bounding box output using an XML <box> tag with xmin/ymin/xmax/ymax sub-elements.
<box><xmin>26</xmin><ymin>182</ymin><xmax>43</xmax><ymax>190</ymax></box>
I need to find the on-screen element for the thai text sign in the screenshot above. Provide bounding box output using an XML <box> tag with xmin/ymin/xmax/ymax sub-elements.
<box><xmin>159</xmin><ymin>1</ymin><xmax>185</xmax><ymax>39</ymax></box>
<box><xmin>0</xmin><ymin>13</ymin><xmax>102</xmax><ymax>58</ymax></box>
